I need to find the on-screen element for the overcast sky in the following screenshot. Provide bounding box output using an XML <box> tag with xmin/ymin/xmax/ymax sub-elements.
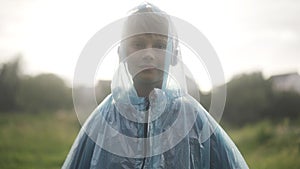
<box><xmin>0</xmin><ymin>0</ymin><xmax>299</xmax><ymax>91</ymax></box>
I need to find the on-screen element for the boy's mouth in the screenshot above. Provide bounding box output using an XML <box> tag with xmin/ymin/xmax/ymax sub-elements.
<box><xmin>139</xmin><ymin>64</ymin><xmax>157</xmax><ymax>70</ymax></box>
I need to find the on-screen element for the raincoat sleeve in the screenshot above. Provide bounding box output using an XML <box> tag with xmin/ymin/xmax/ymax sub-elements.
<box><xmin>187</xmin><ymin>96</ymin><xmax>248</xmax><ymax>169</ymax></box>
<box><xmin>209</xmin><ymin>125</ymin><xmax>248</xmax><ymax>168</ymax></box>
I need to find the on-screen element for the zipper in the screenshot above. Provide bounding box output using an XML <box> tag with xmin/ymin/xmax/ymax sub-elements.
<box><xmin>141</xmin><ymin>98</ymin><xmax>150</xmax><ymax>169</ymax></box>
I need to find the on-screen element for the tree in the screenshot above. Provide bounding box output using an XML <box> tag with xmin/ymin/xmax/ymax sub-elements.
<box><xmin>17</xmin><ymin>73</ymin><xmax>72</xmax><ymax>112</ymax></box>
<box><xmin>222</xmin><ymin>72</ymin><xmax>272</xmax><ymax>126</ymax></box>
<box><xmin>0</xmin><ymin>57</ymin><xmax>21</xmax><ymax>111</ymax></box>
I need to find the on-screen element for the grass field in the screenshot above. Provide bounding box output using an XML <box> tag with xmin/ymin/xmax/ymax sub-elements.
<box><xmin>0</xmin><ymin>111</ymin><xmax>79</xmax><ymax>169</ymax></box>
<box><xmin>0</xmin><ymin>111</ymin><xmax>299</xmax><ymax>169</ymax></box>
<box><xmin>226</xmin><ymin>119</ymin><xmax>300</xmax><ymax>169</ymax></box>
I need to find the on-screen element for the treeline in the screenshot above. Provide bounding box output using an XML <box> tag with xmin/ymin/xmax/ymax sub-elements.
<box><xmin>202</xmin><ymin>72</ymin><xmax>300</xmax><ymax>126</ymax></box>
<box><xmin>0</xmin><ymin>58</ymin><xmax>72</xmax><ymax>113</ymax></box>
<box><xmin>1</xmin><ymin>58</ymin><xmax>299</xmax><ymax>126</ymax></box>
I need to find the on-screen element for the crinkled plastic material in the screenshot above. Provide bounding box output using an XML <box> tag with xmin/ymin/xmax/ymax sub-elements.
<box><xmin>63</xmin><ymin>92</ymin><xmax>248</xmax><ymax>169</ymax></box>
<box><xmin>63</xmin><ymin>2</ymin><xmax>249</xmax><ymax>169</ymax></box>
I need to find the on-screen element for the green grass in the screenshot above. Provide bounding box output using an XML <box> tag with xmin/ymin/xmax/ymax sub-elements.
<box><xmin>226</xmin><ymin>119</ymin><xmax>300</xmax><ymax>169</ymax></box>
<box><xmin>0</xmin><ymin>111</ymin><xmax>79</xmax><ymax>169</ymax></box>
<box><xmin>0</xmin><ymin>112</ymin><xmax>299</xmax><ymax>169</ymax></box>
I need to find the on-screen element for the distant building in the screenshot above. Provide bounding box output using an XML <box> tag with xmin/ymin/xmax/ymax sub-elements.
<box><xmin>270</xmin><ymin>72</ymin><xmax>300</xmax><ymax>93</ymax></box>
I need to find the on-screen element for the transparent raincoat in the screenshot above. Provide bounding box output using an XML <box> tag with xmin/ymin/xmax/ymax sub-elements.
<box><xmin>63</xmin><ymin>2</ymin><xmax>249</xmax><ymax>169</ymax></box>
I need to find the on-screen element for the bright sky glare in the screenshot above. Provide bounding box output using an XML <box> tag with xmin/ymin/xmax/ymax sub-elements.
<box><xmin>1</xmin><ymin>0</ymin><xmax>299</xmax><ymax>92</ymax></box>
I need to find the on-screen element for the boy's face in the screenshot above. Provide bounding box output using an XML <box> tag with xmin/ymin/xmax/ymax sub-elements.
<box><xmin>120</xmin><ymin>34</ymin><xmax>169</xmax><ymax>84</ymax></box>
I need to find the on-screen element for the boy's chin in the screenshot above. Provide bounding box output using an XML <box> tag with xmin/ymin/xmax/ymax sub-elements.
<box><xmin>133</xmin><ymin>70</ymin><xmax>164</xmax><ymax>85</ymax></box>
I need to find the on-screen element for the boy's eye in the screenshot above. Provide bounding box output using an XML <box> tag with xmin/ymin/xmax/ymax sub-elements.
<box><xmin>153</xmin><ymin>43</ymin><xmax>167</xmax><ymax>49</ymax></box>
<box><xmin>131</xmin><ymin>41</ymin><xmax>145</xmax><ymax>49</ymax></box>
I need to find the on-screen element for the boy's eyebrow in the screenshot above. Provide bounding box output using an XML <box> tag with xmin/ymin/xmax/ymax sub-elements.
<box><xmin>123</xmin><ymin>34</ymin><xmax>169</xmax><ymax>43</ymax></box>
<box><xmin>125</xmin><ymin>36</ymin><xmax>145</xmax><ymax>42</ymax></box>
<box><xmin>154</xmin><ymin>38</ymin><xmax>168</xmax><ymax>43</ymax></box>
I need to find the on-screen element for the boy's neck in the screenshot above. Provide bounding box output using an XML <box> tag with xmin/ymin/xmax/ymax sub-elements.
<box><xmin>134</xmin><ymin>81</ymin><xmax>163</xmax><ymax>97</ymax></box>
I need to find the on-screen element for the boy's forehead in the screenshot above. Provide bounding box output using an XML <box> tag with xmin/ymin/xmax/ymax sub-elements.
<box><xmin>122</xmin><ymin>13</ymin><xmax>170</xmax><ymax>39</ymax></box>
<box><xmin>125</xmin><ymin>34</ymin><xmax>168</xmax><ymax>41</ymax></box>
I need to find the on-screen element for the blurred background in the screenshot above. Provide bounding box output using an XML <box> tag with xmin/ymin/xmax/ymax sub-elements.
<box><xmin>0</xmin><ymin>0</ymin><xmax>299</xmax><ymax>168</ymax></box>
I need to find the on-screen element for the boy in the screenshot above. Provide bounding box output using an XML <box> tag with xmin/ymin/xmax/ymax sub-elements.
<box><xmin>63</xmin><ymin>2</ymin><xmax>248</xmax><ymax>169</ymax></box>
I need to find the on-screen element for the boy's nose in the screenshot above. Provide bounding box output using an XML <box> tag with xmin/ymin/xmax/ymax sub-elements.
<box><xmin>142</xmin><ymin>49</ymin><xmax>155</xmax><ymax>60</ymax></box>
